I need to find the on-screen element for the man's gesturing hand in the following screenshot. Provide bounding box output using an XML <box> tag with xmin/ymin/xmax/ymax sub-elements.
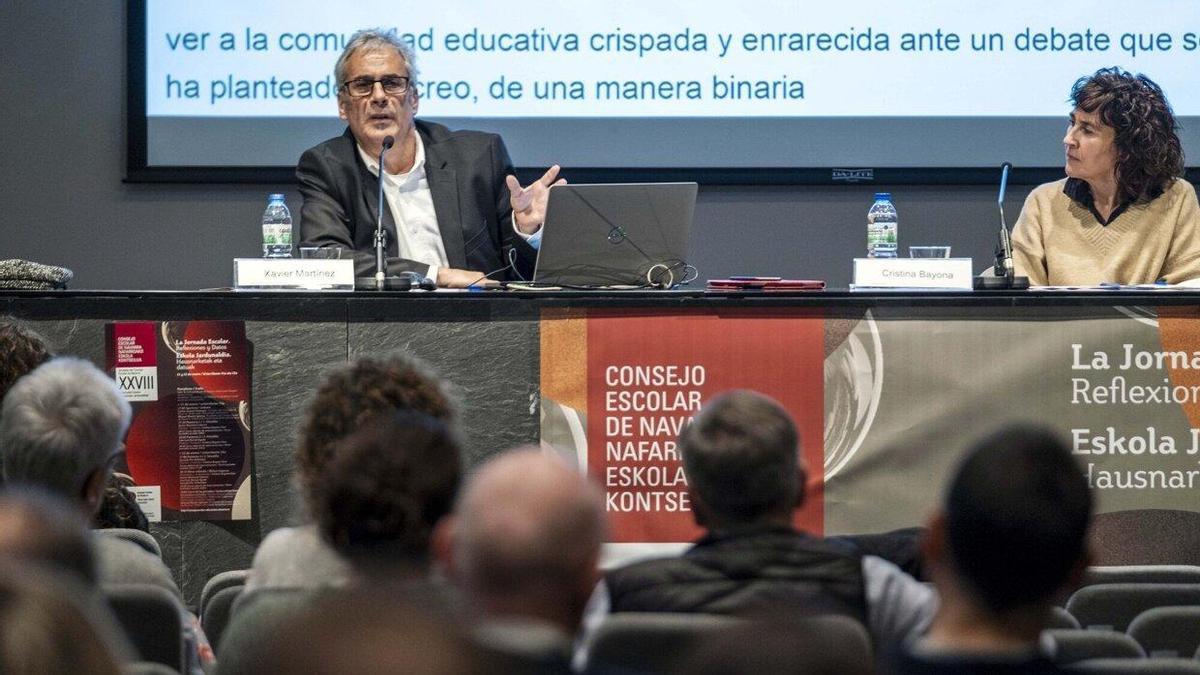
<box><xmin>508</xmin><ymin>165</ymin><xmax>566</xmax><ymax>235</ymax></box>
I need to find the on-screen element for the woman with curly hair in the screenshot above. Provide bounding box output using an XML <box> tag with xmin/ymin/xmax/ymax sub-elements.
<box><xmin>245</xmin><ymin>353</ymin><xmax>456</xmax><ymax>591</ymax></box>
<box><xmin>1013</xmin><ymin>67</ymin><xmax>1200</xmax><ymax>285</ymax></box>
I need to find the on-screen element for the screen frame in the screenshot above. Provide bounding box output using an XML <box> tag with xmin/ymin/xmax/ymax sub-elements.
<box><xmin>124</xmin><ymin>0</ymin><xmax>1198</xmax><ymax>187</ymax></box>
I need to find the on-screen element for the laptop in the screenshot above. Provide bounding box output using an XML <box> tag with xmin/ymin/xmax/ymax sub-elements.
<box><xmin>530</xmin><ymin>183</ymin><xmax>697</xmax><ymax>288</ymax></box>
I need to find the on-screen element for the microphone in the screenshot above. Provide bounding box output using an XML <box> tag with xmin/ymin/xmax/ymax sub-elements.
<box><xmin>373</xmin><ymin>135</ymin><xmax>395</xmax><ymax>288</ymax></box>
<box><xmin>355</xmin><ymin>135</ymin><xmax>432</xmax><ymax>291</ymax></box>
<box><xmin>996</xmin><ymin>162</ymin><xmax>1013</xmax><ymax>278</ymax></box>
<box><xmin>973</xmin><ymin>162</ymin><xmax>1030</xmax><ymax>290</ymax></box>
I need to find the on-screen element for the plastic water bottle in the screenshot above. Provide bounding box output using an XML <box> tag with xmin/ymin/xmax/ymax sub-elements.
<box><xmin>867</xmin><ymin>192</ymin><xmax>898</xmax><ymax>258</ymax></box>
<box><xmin>261</xmin><ymin>194</ymin><xmax>293</xmax><ymax>258</ymax></box>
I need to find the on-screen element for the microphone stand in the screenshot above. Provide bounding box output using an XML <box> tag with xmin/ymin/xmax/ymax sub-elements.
<box><xmin>354</xmin><ymin>135</ymin><xmax>435</xmax><ymax>291</ymax></box>
<box><xmin>974</xmin><ymin>162</ymin><xmax>1030</xmax><ymax>290</ymax></box>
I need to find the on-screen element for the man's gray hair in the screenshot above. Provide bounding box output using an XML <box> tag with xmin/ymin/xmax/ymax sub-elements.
<box><xmin>334</xmin><ymin>28</ymin><xmax>420</xmax><ymax>89</ymax></box>
<box><xmin>0</xmin><ymin>358</ymin><xmax>131</xmax><ymax>501</ymax></box>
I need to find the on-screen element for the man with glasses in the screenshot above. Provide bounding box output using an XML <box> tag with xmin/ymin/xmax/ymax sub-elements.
<box><xmin>298</xmin><ymin>28</ymin><xmax>563</xmax><ymax>288</ymax></box>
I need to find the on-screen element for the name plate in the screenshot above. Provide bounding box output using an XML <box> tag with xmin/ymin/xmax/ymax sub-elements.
<box><xmin>233</xmin><ymin>258</ymin><xmax>355</xmax><ymax>290</ymax></box>
<box><xmin>853</xmin><ymin>258</ymin><xmax>974</xmax><ymax>290</ymax></box>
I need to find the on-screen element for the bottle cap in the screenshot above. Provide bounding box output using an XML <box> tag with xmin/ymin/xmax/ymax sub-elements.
<box><xmin>268</xmin><ymin>193</ymin><xmax>286</xmax><ymax>202</ymax></box>
<box><xmin>873</xmin><ymin>192</ymin><xmax>891</xmax><ymax>200</ymax></box>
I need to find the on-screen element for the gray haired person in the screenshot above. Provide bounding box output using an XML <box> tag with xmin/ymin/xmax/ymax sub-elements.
<box><xmin>1</xmin><ymin>357</ymin><xmax>129</xmax><ymax>510</ymax></box>
<box><xmin>297</xmin><ymin>27</ymin><xmax>564</xmax><ymax>287</ymax></box>
<box><xmin>0</xmin><ymin>358</ymin><xmax>180</xmax><ymax>596</ymax></box>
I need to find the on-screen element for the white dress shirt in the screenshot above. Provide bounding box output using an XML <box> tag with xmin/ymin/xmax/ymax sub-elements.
<box><xmin>357</xmin><ymin>135</ymin><xmax>447</xmax><ymax>282</ymax></box>
<box><xmin>358</xmin><ymin>133</ymin><xmax>544</xmax><ymax>285</ymax></box>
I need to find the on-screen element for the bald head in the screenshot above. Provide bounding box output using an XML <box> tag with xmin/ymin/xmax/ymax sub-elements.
<box><xmin>449</xmin><ymin>449</ymin><xmax>605</xmax><ymax>630</ymax></box>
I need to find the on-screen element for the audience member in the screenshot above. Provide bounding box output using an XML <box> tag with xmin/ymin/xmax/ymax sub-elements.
<box><xmin>313</xmin><ymin>409</ymin><xmax>461</xmax><ymax>583</ymax></box>
<box><xmin>0</xmin><ymin>318</ymin><xmax>52</xmax><ymax>404</ymax></box>
<box><xmin>94</xmin><ymin>472</ymin><xmax>151</xmax><ymax>532</ymax></box>
<box><xmin>437</xmin><ymin>448</ymin><xmax>605</xmax><ymax>672</ymax></box>
<box><xmin>228</xmin><ymin>590</ymin><xmax>486</xmax><ymax>675</ymax></box>
<box><xmin>601</xmin><ymin>390</ymin><xmax>934</xmax><ymax>648</ymax></box>
<box><xmin>0</xmin><ymin>562</ymin><xmax>127</xmax><ymax>675</ymax></box>
<box><xmin>0</xmin><ymin>357</ymin><xmax>179</xmax><ymax>597</ymax></box>
<box><xmin>886</xmin><ymin>425</ymin><xmax>1091</xmax><ymax>674</ymax></box>
<box><xmin>0</xmin><ymin>489</ymin><xmax>136</xmax><ymax>672</ymax></box>
<box><xmin>247</xmin><ymin>352</ymin><xmax>454</xmax><ymax>590</ymax></box>
<box><xmin>0</xmin><ymin>487</ymin><xmax>97</xmax><ymax>585</ymax></box>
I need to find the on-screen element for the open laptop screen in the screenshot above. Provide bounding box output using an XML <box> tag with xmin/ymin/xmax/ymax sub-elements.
<box><xmin>532</xmin><ymin>183</ymin><xmax>697</xmax><ymax>288</ymax></box>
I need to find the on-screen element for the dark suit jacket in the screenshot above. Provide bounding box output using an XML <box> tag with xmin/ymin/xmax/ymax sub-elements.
<box><xmin>296</xmin><ymin>120</ymin><xmax>536</xmax><ymax>280</ymax></box>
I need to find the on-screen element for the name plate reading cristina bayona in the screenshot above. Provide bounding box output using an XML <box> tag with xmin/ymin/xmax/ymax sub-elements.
<box><xmin>852</xmin><ymin>258</ymin><xmax>974</xmax><ymax>290</ymax></box>
<box><xmin>233</xmin><ymin>258</ymin><xmax>355</xmax><ymax>290</ymax></box>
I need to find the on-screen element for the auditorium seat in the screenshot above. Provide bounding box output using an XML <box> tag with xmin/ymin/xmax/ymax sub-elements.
<box><xmin>214</xmin><ymin>588</ymin><xmax>318</xmax><ymax>675</ymax></box>
<box><xmin>588</xmin><ymin>613</ymin><xmax>873</xmax><ymax>673</ymax></box>
<box><xmin>104</xmin><ymin>583</ymin><xmax>186</xmax><ymax>672</ymax></box>
<box><xmin>201</xmin><ymin>585</ymin><xmax>243</xmax><ymax>655</ymax></box>
<box><xmin>1128</xmin><ymin>607</ymin><xmax>1200</xmax><ymax>658</ymax></box>
<box><xmin>1050</xmin><ymin>606</ymin><xmax>1083</xmax><ymax>629</ymax></box>
<box><xmin>97</xmin><ymin>528</ymin><xmax>163</xmax><ymax>558</ymax></box>
<box><xmin>1084</xmin><ymin>566</ymin><xmax>1200</xmax><ymax>587</ymax></box>
<box><xmin>1041</xmin><ymin>629</ymin><xmax>1145</xmax><ymax>665</ymax></box>
<box><xmin>587</xmin><ymin>613</ymin><xmax>743</xmax><ymax>672</ymax></box>
<box><xmin>198</xmin><ymin>569</ymin><xmax>248</xmax><ymax>619</ymax></box>
<box><xmin>1066</xmin><ymin>584</ymin><xmax>1200</xmax><ymax>632</ymax></box>
<box><xmin>1066</xmin><ymin>657</ymin><xmax>1200</xmax><ymax>673</ymax></box>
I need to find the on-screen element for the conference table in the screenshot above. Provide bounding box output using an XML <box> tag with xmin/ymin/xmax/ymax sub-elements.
<box><xmin>6</xmin><ymin>288</ymin><xmax>1199</xmax><ymax>605</ymax></box>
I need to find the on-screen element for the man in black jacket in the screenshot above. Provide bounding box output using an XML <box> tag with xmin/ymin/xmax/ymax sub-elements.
<box><xmin>298</xmin><ymin>29</ymin><xmax>562</xmax><ymax>287</ymax></box>
<box><xmin>600</xmin><ymin>390</ymin><xmax>934</xmax><ymax>649</ymax></box>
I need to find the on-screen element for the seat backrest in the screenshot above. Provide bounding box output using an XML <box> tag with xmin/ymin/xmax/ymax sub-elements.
<box><xmin>589</xmin><ymin>613</ymin><xmax>873</xmax><ymax>674</ymax></box>
<box><xmin>1066</xmin><ymin>584</ymin><xmax>1200</xmax><ymax>632</ymax></box>
<box><xmin>1066</xmin><ymin>657</ymin><xmax>1200</xmax><ymax>674</ymax></box>
<box><xmin>198</xmin><ymin>569</ymin><xmax>249</xmax><ymax>618</ymax></box>
<box><xmin>1085</xmin><ymin>566</ymin><xmax>1200</xmax><ymax>587</ymax></box>
<box><xmin>201</xmin><ymin>585</ymin><xmax>243</xmax><ymax>655</ymax></box>
<box><xmin>1127</xmin><ymin>606</ymin><xmax>1200</xmax><ymax>658</ymax></box>
<box><xmin>104</xmin><ymin>583</ymin><xmax>185</xmax><ymax>672</ymax></box>
<box><xmin>1042</xmin><ymin>629</ymin><xmax>1145</xmax><ymax>665</ymax></box>
<box><xmin>587</xmin><ymin>612</ymin><xmax>742</xmax><ymax>673</ymax></box>
<box><xmin>97</xmin><ymin>528</ymin><xmax>162</xmax><ymax>558</ymax></box>
<box><xmin>214</xmin><ymin>588</ymin><xmax>318</xmax><ymax>675</ymax></box>
<box><xmin>1049</xmin><ymin>606</ymin><xmax>1083</xmax><ymax>629</ymax></box>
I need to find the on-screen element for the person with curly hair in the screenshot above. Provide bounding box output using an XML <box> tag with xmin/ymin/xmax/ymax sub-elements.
<box><xmin>1013</xmin><ymin>67</ymin><xmax>1200</xmax><ymax>286</ymax></box>
<box><xmin>245</xmin><ymin>353</ymin><xmax>456</xmax><ymax>591</ymax></box>
<box><xmin>0</xmin><ymin>319</ymin><xmax>52</xmax><ymax>403</ymax></box>
<box><xmin>314</xmin><ymin>410</ymin><xmax>461</xmax><ymax>579</ymax></box>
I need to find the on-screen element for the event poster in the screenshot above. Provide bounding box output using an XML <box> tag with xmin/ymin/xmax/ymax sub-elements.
<box><xmin>105</xmin><ymin>321</ymin><xmax>253</xmax><ymax>521</ymax></box>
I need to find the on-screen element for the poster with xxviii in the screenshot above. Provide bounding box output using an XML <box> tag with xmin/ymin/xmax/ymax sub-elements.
<box><xmin>105</xmin><ymin>320</ymin><xmax>253</xmax><ymax>521</ymax></box>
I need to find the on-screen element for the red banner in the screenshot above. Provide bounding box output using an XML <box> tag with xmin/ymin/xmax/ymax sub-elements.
<box><xmin>545</xmin><ymin>309</ymin><xmax>824</xmax><ymax>544</ymax></box>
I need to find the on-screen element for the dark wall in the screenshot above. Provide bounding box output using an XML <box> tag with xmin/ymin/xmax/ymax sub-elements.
<box><xmin>0</xmin><ymin>2</ymin><xmax>1025</xmax><ymax>291</ymax></box>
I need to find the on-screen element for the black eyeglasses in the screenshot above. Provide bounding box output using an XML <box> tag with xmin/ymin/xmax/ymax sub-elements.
<box><xmin>341</xmin><ymin>75</ymin><xmax>411</xmax><ymax>98</ymax></box>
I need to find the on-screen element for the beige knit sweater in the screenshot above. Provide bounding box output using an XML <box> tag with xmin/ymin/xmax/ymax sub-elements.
<box><xmin>1012</xmin><ymin>178</ymin><xmax>1200</xmax><ymax>286</ymax></box>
